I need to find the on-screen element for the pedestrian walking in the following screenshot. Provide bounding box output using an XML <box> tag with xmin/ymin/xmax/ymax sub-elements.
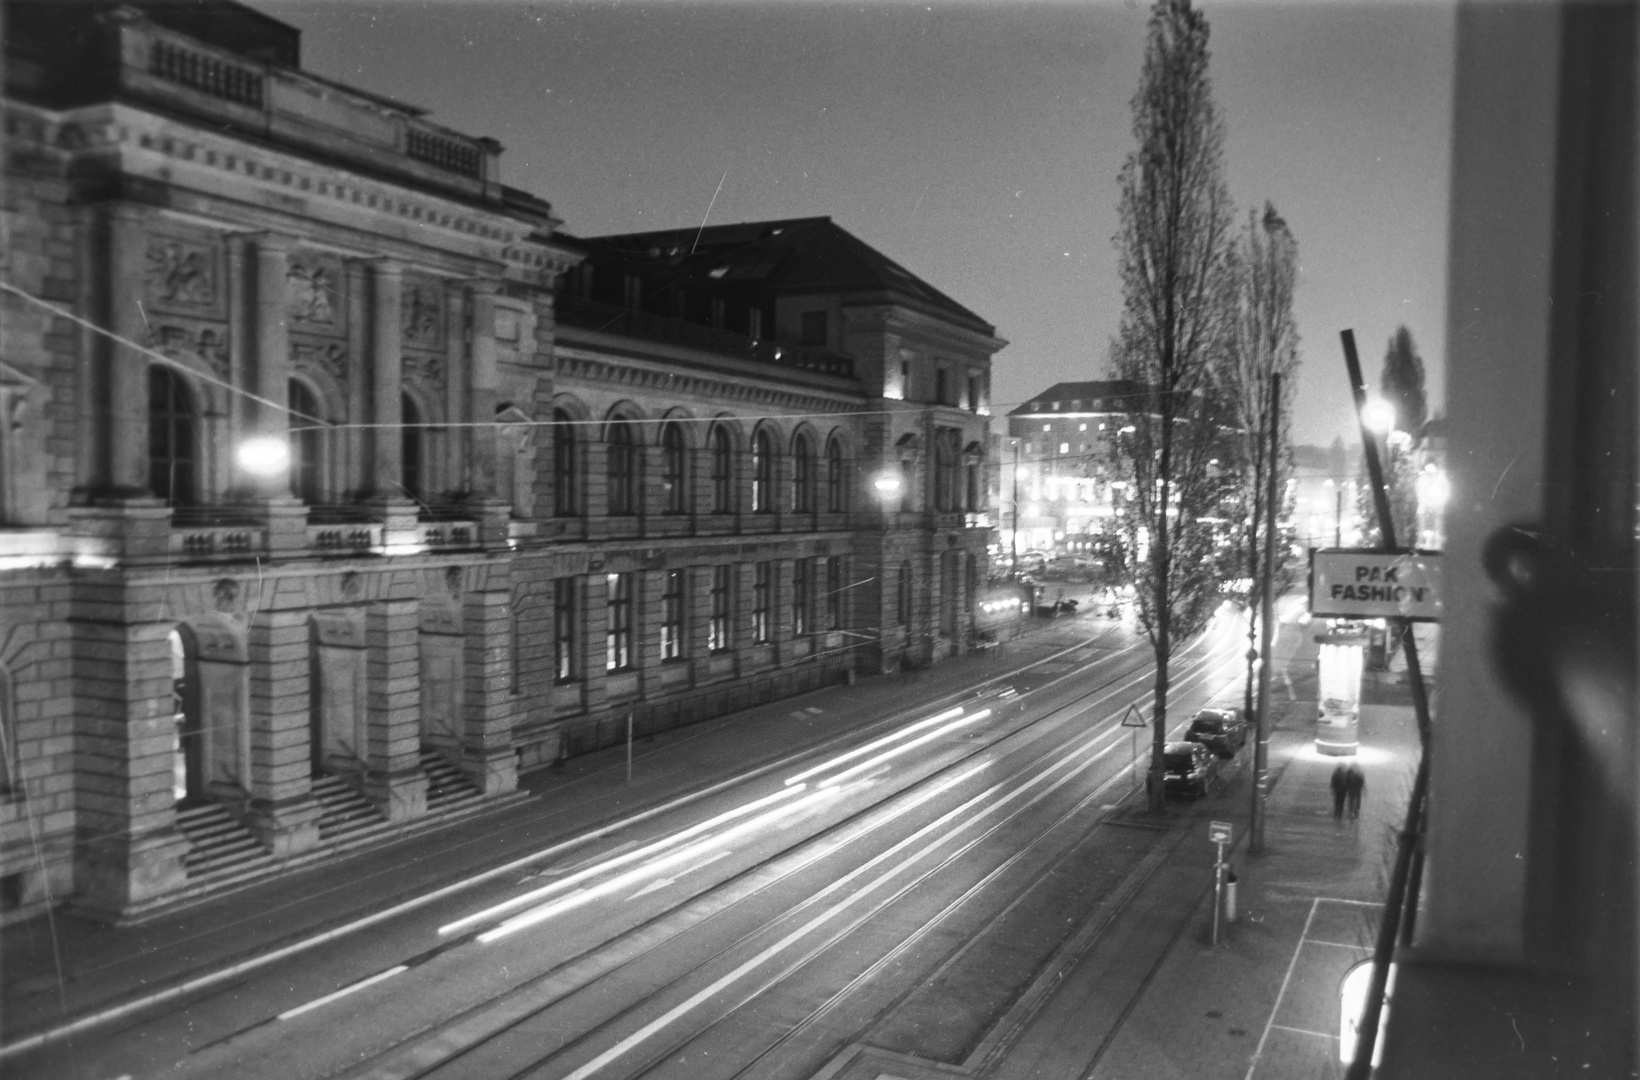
<box><xmin>1345</xmin><ymin>763</ymin><xmax>1366</xmax><ymax>820</ymax></box>
<box><xmin>1331</xmin><ymin>762</ymin><xmax>1347</xmax><ymax>821</ymax></box>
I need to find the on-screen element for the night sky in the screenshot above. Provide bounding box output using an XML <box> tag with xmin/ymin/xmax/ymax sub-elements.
<box><xmin>262</xmin><ymin>0</ymin><xmax>1455</xmax><ymax>448</ymax></box>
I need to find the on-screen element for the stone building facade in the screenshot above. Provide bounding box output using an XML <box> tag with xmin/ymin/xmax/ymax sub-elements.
<box><xmin>0</xmin><ymin>2</ymin><xmax>1002</xmax><ymax>921</ymax></box>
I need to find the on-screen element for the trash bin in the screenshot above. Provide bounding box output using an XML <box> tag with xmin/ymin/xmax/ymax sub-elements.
<box><xmin>1224</xmin><ymin>869</ymin><xmax>1239</xmax><ymax>923</ymax></box>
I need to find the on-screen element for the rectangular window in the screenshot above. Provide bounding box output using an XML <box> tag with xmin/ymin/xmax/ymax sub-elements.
<box><xmin>800</xmin><ymin>310</ymin><xmax>827</xmax><ymax>346</ymax></box>
<box><xmin>661</xmin><ymin>570</ymin><xmax>684</xmax><ymax>662</ymax></box>
<box><xmin>792</xmin><ymin>557</ymin><xmax>811</xmax><ymax>636</ymax></box>
<box><xmin>709</xmin><ymin>565</ymin><xmax>731</xmax><ymax>652</ymax></box>
<box><xmin>623</xmin><ymin>273</ymin><xmax>642</xmax><ymax>310</ymax></box>
<box><xmin>753</xmin><ymin>561</ymin><xmax>771</xmax><ymax>644</ymax></box>
<box><xmin>748</xmin><ymin>307</ymin><xmax>763</xmax><ymax>340</ymax></box>
<box><xmin>711</xmin><ymin>298</ymin><xmax>726</xmax><ymax>329</ymax></box>
<box><xmin>968</xmin><ymin>374</ymin><xmax>981</xmax><ymax>412</ymax></box>
<box><xmin>900</xmin><ymin>360</ymin><xmax>911</xmax><ymax>398</ymax></box>
<box><xmin>935</xmin><ymin>366</ymin><xmax>949</xmax><ymax>405</ymax></box>
<box><xmin>605</xmin><ymin>572</ymin><xmax>632</xmax><ymax>672</ymax></box>
<box><xmin>554</xmin><ymin>577</ymin><xmax>577</xmax><ymax>683</ymax></box>
<box><xmin>825</xmin><ymin>556</ymin><xmax>843</xmax><ymax>630</ymax></box>
<box><xmin>1059</xmin><ymin>443</ymin><xmax>1070</xmax><ymax>455</ymax></box>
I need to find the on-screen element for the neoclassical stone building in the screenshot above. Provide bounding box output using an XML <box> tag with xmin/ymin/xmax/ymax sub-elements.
<box><xmin>0</xmin><ymin>1</ymin><xmax>1002</xmax><ymax>921</ymax></box>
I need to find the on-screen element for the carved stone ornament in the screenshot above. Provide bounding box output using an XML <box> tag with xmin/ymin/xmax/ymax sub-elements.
<box><xmin>401</xmin><ymin>278</ymin><xmax>445</xmax><ymax>348</ymax></box>
<box><xmin>286</xmin><ymin>253</ymin><xmax>345</xmax><ymax>333</ymax></box>
<box><xmin>148</xmin><ymin>321</ymin><xmax>229</xmax><ymax>380</ymax></box>
<box><xmin>290</xmin><ymin>336</ymin><xmax>348</xmax><ymax>388</ymax></box>
<box><xmin>341</xmin><ymin>571</ymin><xmax>364</xmax><ymax>598</ymax></box>
<box><xmin>213</xmin><ymin>578</ymin><xmax>240</xmax><ymax>612</ymax></box>
<box><xmin>144</xmin><ymin>237</ymin><xmax>218</xmax><ymax>312</ymax></box>
<box><xmin>401</xmin><ymin>354</ymin><xmax>445</xmax><ymax>392</ymax></box>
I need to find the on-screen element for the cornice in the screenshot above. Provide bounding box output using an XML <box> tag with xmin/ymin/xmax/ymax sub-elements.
<box><xmin>554</xmin><ymin>348</ymin><xmax>861</xmax><ymax>419</ymax></box>
<box><xmin>13</xmin><ymin>100</ymin><xmax>578</xmax><ymax>283</ymax></box>
<box><xmin>845</xmin><ymin>303</ymin><xmax>1007</xmax><ymax>358</ymax></box>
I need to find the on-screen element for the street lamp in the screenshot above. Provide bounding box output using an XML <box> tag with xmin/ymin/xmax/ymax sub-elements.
<box><xmin>872</xmin><ymin>471</ymin><xmax>902</xmax><ymax>500</ymax></box>
<box><xmin>237</xmin><ymin>435</ymin><xmax>290</xmax><ymax>478</ymax></box>
<box><xmin>1361</xmin><ymin>398</ymin><xmax>1396</xmax><ymax>436</ymax></box>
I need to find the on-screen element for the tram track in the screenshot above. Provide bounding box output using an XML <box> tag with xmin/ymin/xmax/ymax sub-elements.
<box><xmin>307</xmin><ymin>622</ymin><xmax>1244</xmax><ymax>1080</ymax></box>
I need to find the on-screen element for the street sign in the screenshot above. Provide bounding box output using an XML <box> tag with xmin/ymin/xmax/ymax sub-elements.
<box><xmin>1310</xmin><ymin>549</ymin><xmax>1443</xmax><ymax>621</ymax></box>
<box><xmin>1120</xmin><ymin>704</ymin><xmax>1148</xmax><ymax>728</ymax></box>
<box><xmin>1209</xmin><ymin>820</ymin><xmax>1232</xmax><ymax>843</ymax></box>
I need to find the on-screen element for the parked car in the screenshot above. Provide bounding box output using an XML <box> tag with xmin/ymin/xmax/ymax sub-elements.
<box><xmin>1158</xmin><ymin>740</ymin><xmax>1220</xmax><ymax>798</ymax></box>
<box><xmin>1186</xmin><ymin>707</ymin><xmax>1248</xmax><ymax>759</ymax></box>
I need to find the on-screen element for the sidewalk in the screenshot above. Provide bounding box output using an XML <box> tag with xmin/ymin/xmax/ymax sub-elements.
<box><xmin>0</xmin><ymin>614</ymin><xmax>1116</xmax><ymax>1052</ymax></box>
<box><xmin>1025</xmin><ymin>666</ymin><xmax>1421</xmax><ymax>1080</ymax></box>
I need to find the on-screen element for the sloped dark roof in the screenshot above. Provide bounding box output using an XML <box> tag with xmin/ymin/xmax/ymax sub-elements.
<box><xmin>585</xmin><ymin>217</ymin><xmax>996</xmax><ymax>336</ymax></box>
<box><xmin>1008</xmin><ymin>380</ymin><xmax>1147</xmax><ymax>415</ymax></box>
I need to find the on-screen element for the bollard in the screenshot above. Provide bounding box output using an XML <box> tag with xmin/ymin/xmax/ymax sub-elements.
<box><xmin>1225</xmin><ymin>869</ymin><xmax>1238</xmax><ymax>923</ymax></box>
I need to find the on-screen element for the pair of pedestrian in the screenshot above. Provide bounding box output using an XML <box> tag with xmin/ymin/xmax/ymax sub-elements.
<box><xmin>1331</xmin><ymin>762</ymin><xmax>1367</xmax><ymax>821</ymax></box>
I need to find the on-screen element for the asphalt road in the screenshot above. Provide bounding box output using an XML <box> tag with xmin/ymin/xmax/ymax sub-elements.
<box><xmin>31</xmin><ymin>611</ymin><xmax>1254</xmax><ymax>1080</ymax></box>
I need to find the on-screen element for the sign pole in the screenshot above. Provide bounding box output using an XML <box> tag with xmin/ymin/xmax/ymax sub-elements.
<box><xmin>626</xmin><ymin>711</ymin><xmax>634</xmax><ymax>784</ymax></box>
<box><xmin>1121</xmin><ymin>704</ymin><xmax>1147</xmax><ymax>792</ymax></box>
<box><xmin>1209</xmin><ymin>820</ymin><xmax>1232</xmax><ymax>945</ymax></box>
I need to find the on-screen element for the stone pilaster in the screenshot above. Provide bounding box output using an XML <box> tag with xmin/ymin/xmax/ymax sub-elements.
<box><xmin>73</xmin><ymin>614</ymin><xmax>189</xmax><ymax>917</ymax></box>
<box><xmin>460</xmin><ymin>582</ymin><xmax>518</xmax><ymax>795</ymax></box>
<box><xmin>245</xmin><ymin>608</ymin><xmax>321</xmax><ymax>856</ymax></box>
<box><xmin>582</xmin><ymin>572</ymin><xmax>610</xmax><ymax>712</ymax></box>
<box><xmin>364</xmin><ymin>599</ymin><xmax>427</xmax><ymax>821</ymax></box>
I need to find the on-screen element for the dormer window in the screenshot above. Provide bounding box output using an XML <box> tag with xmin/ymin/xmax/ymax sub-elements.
<box><xmin>748</xmin><ymin>307</ymin><xmax>763</xmax><ymax>340</ymax></box>
<box><xmin>623</xmin><ymin>274</ymin><xmax>641</xmax><ymax>310</ymax></box>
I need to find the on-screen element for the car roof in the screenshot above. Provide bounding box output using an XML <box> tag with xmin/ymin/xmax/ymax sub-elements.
<box><xmin>1162</xmin><ymin>741</ymin><xmax>1198</xmax><ymax>753</ymax></box>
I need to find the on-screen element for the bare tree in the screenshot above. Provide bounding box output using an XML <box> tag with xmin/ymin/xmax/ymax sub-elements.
<box><xmin>1228</xmin><ymin>203</ymin><xmax>1300</xmax><ymax>721</ymax></box>
<box><xmin>1109</xmin><ymin>0</ymin><xmax>1237</xmax><ymax>813</ymax></box>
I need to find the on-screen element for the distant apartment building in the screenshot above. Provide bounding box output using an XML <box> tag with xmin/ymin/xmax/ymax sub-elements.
<box><xmin>1003</xmin><ymin>380</ymin><xmax>1142</xmax><ymax>554</ymax></box>
<box><xmin>0</xmin><ymin>0</ymin><xmax>1002</xmax><ymax>921</ymax></box>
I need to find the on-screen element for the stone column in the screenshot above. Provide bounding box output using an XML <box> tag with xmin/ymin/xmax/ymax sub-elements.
<box><xmin>688</xmin><ymin>564</ymin><xmax>713</xmax><ymax>684</ymax></box>
<box><xmin>73</xmin><ymin>612</ymin><xmax>189</xmax><ymax>917</ymax></box>
<box><xmin>364</xmin><ymin>599</ymin><xmax>427</xmax><ymax>821</ymax></box>
<box><xmin>106</xmin><ymin>204</ymin><xmax>151</xmax><ymax>498</ymax></box>
<box><xmin>367</xmin><ymin>260</ymin><xmax>406</xmax><ymax>502</ymax></box>
<box><xmin>249</xmin><ymin>234</ymin><xmax>309</xmax><ymax>553</ymax></box>
<box><xmin>245</xmin><ymin>608</ymin><xmax>321</xmax><ymax>855</ymax></box>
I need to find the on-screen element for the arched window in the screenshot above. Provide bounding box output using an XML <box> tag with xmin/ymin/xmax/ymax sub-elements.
<box><xmin>148</xmin><ymin>365</ymin><xmax>196</xmax><ymax>506</ymax></box>
<box><xmin>607</xmin><ymin>419</ymin><xmax>637</xmax><ymax>516</ymax></box>
<box><xmin>553</xmin><ymin>409</ymin><xmax>578</xmax><ymax>516</ymax></box>
<box><xmin>661</xmin><ymin>423</ymin><xmax>687</xmax><ymax>514</ymax></box>
<box><xmin>288</xmin><ymin>379</ymin><xmax>324</xmax><ymax>504</ymax></box>
<box><xmin>401</xmin><ymin>394</ymin><xmax>424</xmax><ymax>502</ymax></box>
<box><xmin>826</xmin><ymin>437</ymin><xmax>845</xmax><ymax>513</ymax></box>
<box><xmin>791</xmin><ymin>435</ymin><xmax>813</xmax><ymax>513</ymax></box>
<box><xmin>752</xmin><ymin>429</ymin><xmax>773</xmax><ymax>513</ymax></box>
<box><xmin>711</xmin><ymin>426</ymin><xmax>733</xmax><ymax>514</ymax></box>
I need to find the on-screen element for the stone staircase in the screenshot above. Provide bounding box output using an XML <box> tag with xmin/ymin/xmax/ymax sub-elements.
<box><xmin>176</xmin><ymin>802</ymin><xmax>276</xmax><ymax>884</ymax></box>
<box><xmin>173</xmin><ymin>750</ymin><xmax>503</xmax><ymax>892</ymax></box>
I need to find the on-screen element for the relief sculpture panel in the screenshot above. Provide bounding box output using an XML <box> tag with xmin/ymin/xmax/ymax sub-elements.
<box><xmin>290</xmin><ymin>337</ymin><xmax>348</xmax><ymax>389</ymax></box>
<box><xmin>147</xmin><ymin>319</ymin><xmax>230</xmax><ymax>380</ymax></box>
<box><xmin>286</xmin><ymin>252</ymin><xmax>346</xmax><ymax>336</ymax></box>
<box><xmin>401</xmin><ymin>276</ymin><xmax>445</xmax><ymax>350</ymax></box>
<box><xmin>144</xmin><ymin>235</ymin><xmax>222</xmax><ymax>317</ymax></box>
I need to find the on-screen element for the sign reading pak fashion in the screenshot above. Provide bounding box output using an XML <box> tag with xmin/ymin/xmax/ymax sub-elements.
<box><xmin>1309</xmin><ymin>549</ymin><xmax>1443</xmax><ymax>621</ymax></box>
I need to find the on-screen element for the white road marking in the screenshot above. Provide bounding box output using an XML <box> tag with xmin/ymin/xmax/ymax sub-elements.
<box><xmin>277</xmin><ymin>965</ymin><xmax>408</xmax><ymax>1021</ymax></box>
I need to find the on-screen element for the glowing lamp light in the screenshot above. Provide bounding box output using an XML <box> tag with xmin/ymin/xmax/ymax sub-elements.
<box><xmin>1416</xmin><ymin>467</ymin><xmax>1450</xmax><ymax>511</ymax></box>
<box><xmin>1361</xmin><ymin>398</ymin><xmax>1396</xmax><ymax>435</ymax></box>
<box><xmin>873</xmin><ymin>473</ymin><xmax>903</xmax><ymax>498</ymax></box>
<box><xmin>237</xmin><ymin>437</ymin><xmax>290</xmax><ymax>476</ymax></box>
